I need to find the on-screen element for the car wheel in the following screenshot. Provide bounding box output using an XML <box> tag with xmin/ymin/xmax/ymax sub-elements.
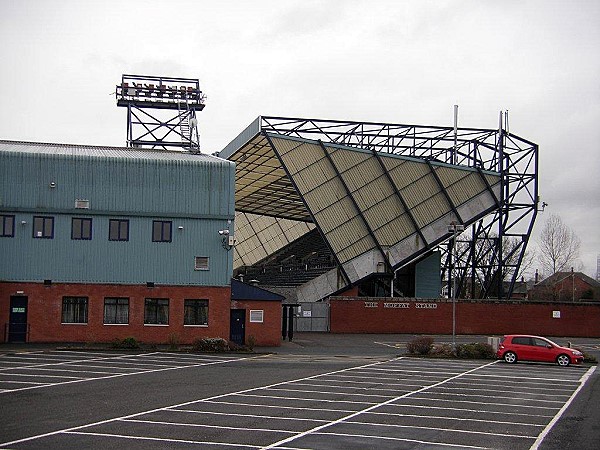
<box><xmin>504</xmin><ymin>351</ymin><xmax>517</xmax><ymax>364</ymax></box>
<box><xmin>557</xmin><ymin>354</ymin><xmax>571</xmax><ymax>366</ymax></box>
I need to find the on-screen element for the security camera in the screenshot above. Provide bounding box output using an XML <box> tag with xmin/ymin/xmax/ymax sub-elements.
<box><xmin>218</xmin><ymin>229</ymin><xmax>230</xmax><ymax>235</ymax></box>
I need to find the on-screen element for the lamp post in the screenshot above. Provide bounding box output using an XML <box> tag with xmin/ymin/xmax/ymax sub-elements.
<box><xmin>448</xmin><ymin>221</ymin><xmax>465</xmax><ymax>349</ymax></box>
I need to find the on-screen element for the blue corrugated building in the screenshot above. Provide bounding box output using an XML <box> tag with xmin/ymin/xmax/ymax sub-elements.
<box><xmin>0</xmin><ymin>140</ymin><xmax>238</xmax><ymax>344</ymax></box>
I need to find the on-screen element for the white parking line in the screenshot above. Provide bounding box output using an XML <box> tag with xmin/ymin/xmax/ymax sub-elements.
<box><xmin>311</xmin><ymin>431</ymin><xmax>493</xmax><ymax>449</ymax></box>
<box><xmin>407</xmin><ymin>396</ymin><xmax>560</xmax><ymax>410</ymax></box>
<box><xmin>265</xmin><ymin>386</ymin><xmax>395</xmax><ymax>399</ymax></box>
<box><xmin>364</xmin><ymin>411</ymin><xmax>546</xmax><ymax>427</ymax></box>
<box><xmin>0</xmin><ymin>357</ymin><xmax>397</xmax><ymax>448</ymax></box>
<box><xmin>237</xmin><ymin>392</ymin><xmax>377</xmax><ymax>406</ymax></box>
<box><xmin>199</xmin><ymin>400</ymin><xmax>356</xmax><ymax>414</ymax></box>
<box><xmin>344</xmin><ymin>420</ymin><xmax>538</xmax><ymax>438</ymax></box>
<box><xmin>385</xmin><ymin>402</ymin><xmax>555</xmax><ymax>418</ymax></box>
<box><xmin>173</xmin><ymin>408</ymin><xmax>331</xmax><ymax>424</ymax></box>
<box><xmin>0</xmin><ymin>352</ymin><xmax>160</xmax><ymax>372</ymax></box>
<box><xmin>0</xmin><ymin>357</ymin><xmax>592</xmax><ymax>449</ymax></box>
<box><xmin>121</xmin><ymin>418</ymin><xmax>297</xmax><ymax>434</ymax></box>
<box><xmin>64</xmin><ymin>431</ymin><xmax>261</xmax><ymax>449</ymax></box>
<box><xmin>0</xmin><ymin>353</ymin><xmax>251</xmax><ymax>394</ymax></box>
<box><xmin>261</xmin><ymin>360</ymin><xmax>499</xmax><ymax>449</ymax></box>
<box><xmin>529</xmin><ymin>365</ymin><xmax>597</xmax><ymax>449</ymax></box>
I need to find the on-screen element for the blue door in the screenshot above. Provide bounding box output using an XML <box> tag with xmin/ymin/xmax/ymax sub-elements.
<box><xmin>8</xmin><ymin>296</ymin><xmax>28</xmax><ymax>343</ymax></box>
<box><xmin>230</xmin><ymin>309</ymin><xmax>245</xmax><ymax>345</ymax></box>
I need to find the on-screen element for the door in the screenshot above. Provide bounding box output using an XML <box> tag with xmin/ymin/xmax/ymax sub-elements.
<box><xmin>510</xmin><ymin>336</ymin><xmax>534</xmax><ymax>361</ymax></box>
<box><xmin>531</xmin><ymin>337</ymin><xmax>554</xmax><ymax>362</ymax></box>
<box><xmin>230</xmin><ymin>309</ymin><xmax>246</xmax><ymax>346</ymax></box>
<box><xmin>8</xmin><ymin>296</ymin><xmax>28</xmax><ymax>343</ymax></box>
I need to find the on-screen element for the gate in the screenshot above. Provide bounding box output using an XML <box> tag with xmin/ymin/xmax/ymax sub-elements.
<box><xmin>294</xmin><ymin>302</ymin><xmax>329</xmax><ymax>332</ymax></box>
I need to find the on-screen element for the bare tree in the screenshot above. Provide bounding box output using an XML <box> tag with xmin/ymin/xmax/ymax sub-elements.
<box><xmin>538</xmin><ymin>214</ymin><xmax>581</xmax><ymax>275</ymax></box>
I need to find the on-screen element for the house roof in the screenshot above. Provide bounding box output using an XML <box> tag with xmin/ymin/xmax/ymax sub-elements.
<box><xmin>0</xmin><ymin>140</ymin><xmax>230</xmax><ymax>165</ymax></box>
<box><xmin>535</xmin><ymin>271</ymin><xmax>600</xmax><ymax>288</ymax></box>
<box><xmin>230</xmin><ymin>278</ymin><xmax>285</xmax><ymax>302</ymax></box>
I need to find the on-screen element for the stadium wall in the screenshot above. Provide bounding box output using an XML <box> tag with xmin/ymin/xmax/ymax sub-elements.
<box><xmin>329</xmin><ymin>297</ymin><xmax>600</xmax><ymax>337</ymax></box>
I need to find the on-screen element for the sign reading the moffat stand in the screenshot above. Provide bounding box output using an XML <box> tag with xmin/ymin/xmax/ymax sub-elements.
<box><xmin>363</xmin><ymin>301</ymin><xmax>438</xmax><ymax>309</ymax></box>
<box><xmin>416</xmin><ymin>303</ymin><xmax>438</xmax><ymax>309</ymax></box>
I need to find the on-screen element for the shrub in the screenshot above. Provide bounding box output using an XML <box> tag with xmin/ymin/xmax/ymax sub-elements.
<box><xmin>192</xmin><ymin>337</ymin><xmax>229</xmax><ymax>352</ymax></box>
<box><xmin>111</xmin><ymin>337</ymin><xmax>140</xmax><ymax>349</ymax></box>
<box><xmin>430</xmin><ymin>343</ymin><xmax>455</xmax><ymax>357</ymax></box>
<box><xmin>246</xmin><ymin>335</ymin><xmax>256</xmax><ymax>351</ymax></box>
<box><xmin>581</xmin><ymin>350</ymin><xmax>598</xmax><ymax>364</ymax></box>
<box><xmin>167</xmin><ymin>333</ymin><xmax>180</xmax><ymax>351</ymax></box>
<box><xmin>406</xmin><ymin>336</ymin><xmax>434</xmax><ymax>355</ymax></box>
<box><xmin>456</xmin><ymin>342</ymin><xmax>495</xmax><ymax>359</ymax></box>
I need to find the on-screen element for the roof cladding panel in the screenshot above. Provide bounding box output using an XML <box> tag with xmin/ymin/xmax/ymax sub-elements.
<box><xmin>445</xmin><ymin>172</ymin><xmax>490</xmax><ymax>206</ymax></box>
<box><xmin>222</xmin><ymin>117</ymin><xmax>504</xmax><ymax>290</ymax></box>
<box><xmin>400</xmin><ymin>173</ymin><xmax>441</xmax><ymax>209</ymax></box>
<box><xmin>412</xmin><ymin>192</ymin><xmax>452</xmax><ymax>226</ymax></box>
<box><xmin>374</xmin><ymin>214</ymin><xmax>415</xmax><ymax>244</ymax></box>
<box><xmin>270</xmin><ymin>136</ymin><xmax>377</xmax><ymax>265</ymax></box>
<box><xmin>317</xmin><ymin>197</ymin><xmax>359</xmax><ymax>228</ymax></box>
<box><xmin>364</xmin><ymin>195</ymin><xmax>405</xmax><ymax>231</ymax></box>
<box><xmin>338</xmin><ymin>236</ymin><xmax>374</xmax><ymax>264</ymax></box>
<box><xmin>434</xmin><ymin>165</ymin><xmax>472</xmax><ymax>186</ymax></box>
<box><xmin>383</xmin><ymin>158</ymin><xmax>431</xmax><ymax>189</ymax></box>
<box><xmin>302</xmin><ymin>178</ymin><xmax>343</xmax><ymax>211</ymax></box>
<box><xmin>273</xmin><ymin>138</ymin><xmax>329</xmax><ymax>175</ymax></box>
<box><xmin>328</xmin><ymin>146</ymin><xmax>370</xmax><ymax>172</ymax></box>
<box><xmin>333</xmin><ymin>225</ymin><xmax>374</xmax><ymax>259</ymax></box>
<box><xmin>233</xmin><ymin>211</ymin><xmax>314</xmax><ymax>269</ymax></box>
<box><xmin>229</xmin><ymin>134</ymin><xmax>309</xmax><ymax>221</ymax></box>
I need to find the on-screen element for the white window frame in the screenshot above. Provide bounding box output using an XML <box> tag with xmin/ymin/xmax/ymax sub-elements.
<box><xmin>195</xmin><ymin>256</ymin><xmax>209</xmax><ymax>271</ymax></box>
<box><xmin>249</xmin><ymin>310</ymin><xmax>264</xmax><ymax>323</ymax></box>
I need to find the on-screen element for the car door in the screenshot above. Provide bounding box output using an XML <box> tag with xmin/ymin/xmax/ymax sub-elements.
<box><xmin>531</xmin><ymin>337</ymin><xmax>554</xmax><ymax>362</ymax></box>
<box><xmin>511</xmin><ymin>336</ymin><xmax>534</xmax><ymax>361</ymax></box>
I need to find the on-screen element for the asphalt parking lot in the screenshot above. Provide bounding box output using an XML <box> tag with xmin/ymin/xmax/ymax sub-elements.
<box><xmin>0</xmin><ymin>333</ymin><xmax>598</xmax><ymax>449</ymax></box>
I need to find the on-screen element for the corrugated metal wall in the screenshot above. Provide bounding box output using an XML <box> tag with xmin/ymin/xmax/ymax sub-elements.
<box><xmin>415</xmin><ymin>252</ymin><xmax>442</xmax><ymax>298</ymax></box>
<box><xmin>0</xmin><ymin>143</ymin><xmax>235</xmax><ymax>286</ymax></box>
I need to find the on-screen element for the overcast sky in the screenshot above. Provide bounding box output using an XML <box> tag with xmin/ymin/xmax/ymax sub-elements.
<box><xmin>1</xmin><ymin>0</ymin><xmax>599</xmax><ymax>277</ymax></box>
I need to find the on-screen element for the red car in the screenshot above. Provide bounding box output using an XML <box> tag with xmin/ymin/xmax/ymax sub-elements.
<box><xmin>497</xmin><ymin>334</ymin><xmax>584</xmax><ymax>366</ymax></box>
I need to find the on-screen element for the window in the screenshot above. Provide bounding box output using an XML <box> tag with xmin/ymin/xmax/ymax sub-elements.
<box><xmin>33</xmin><ymin>216</ymin><xmax>54</xmax><ymax>239</ymax></box>
<box><xmin>144</xmin><ymin>298</ymin><xmax>169</xmax><ymax>325</ymax></box>
<box><xmin>512</xmin><ymin>337</ymin><xmax>531</xmax><ymax>346</ymax></box>
<box><xmin>195</xmin><ymin>256</ymin><xmax>209</xmax><ymax>271</ymax></box>
<box><xmin>104</xmin><ymin>298</ymin><xmax>129</xmax><ymax>324</ymax></box>
<box><xmin>533</xmin><ymin>337</ymin><xmax>550</xmax><ymax>347</ymax></box>
<box><xmin>74</xmin><ymin>199</ymin><xmax>90</xmax><ymax>209</ymax></box>
<box><xmin>72</xmin><ymin>218</ymin><xmax>92</xmax><ymax>240</ymax></box>
<box><xmin>184</xmin><ymin>299</ymin><xmax>208</xmax><ymax>326</ymax></box>
<box><xmin>152</xmin><ymin>220</ymin><xmax>172</xmax><ymax>242</ymax></box>
<box><xmin>62</xmin><ymin>297</ymin><xmax>88</xmax><ymax>324</ymax></box>
<box><xmin>1</xmin><ymin>215</ymin><xmax>15</xmax><ymax>237</ymax></box>
<box><xmin>250</xmin><ymin>310</ymin><xmax>264</xmax><ymax>323</ymax></box>
<box><xmin>109</xmin><ymin>219</ymin><xmax>129</xmax><ymax>241</ymax></box>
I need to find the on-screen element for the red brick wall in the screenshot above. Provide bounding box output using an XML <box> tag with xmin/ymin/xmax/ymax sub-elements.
<box><xmin>231</xmin><ymin>300</ymin><xmax>282</xmax><ymax>347</ymax></box>
<box><xmin>1</xmin><ymin>282</ymin><xmax>231</xmax><ymax>344</ymax></box>
<box><xmin>330</xmin><ymin>297</ymin><xmax>600</xmax><ymax>337</ymax></box>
